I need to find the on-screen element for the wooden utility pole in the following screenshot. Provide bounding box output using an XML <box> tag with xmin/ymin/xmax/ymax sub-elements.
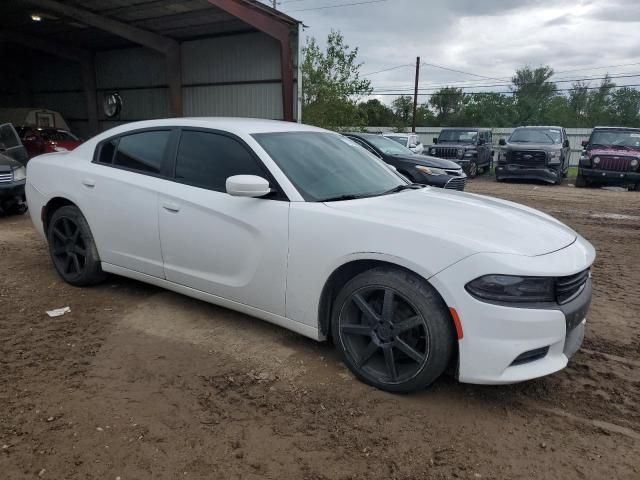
<box><xmin>412</xmin><ymin>56</ymin><xmax>420</xmax><ymax>133</ymax></box>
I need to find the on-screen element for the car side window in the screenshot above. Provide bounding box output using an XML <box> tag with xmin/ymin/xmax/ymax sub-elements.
<box><xmin>174</xmin><ymin>130</ymin><xmax>267</xmax><ymax>192</ymax></box>
<box><xmin>112</xmin><ymin>131</ymin><xmax>170</xmax><ymax>174</ymax></box>
<box><xmin>98</xmin><ymin>139</ymin><xmax>118</xmax><ymax>165</ymax></box>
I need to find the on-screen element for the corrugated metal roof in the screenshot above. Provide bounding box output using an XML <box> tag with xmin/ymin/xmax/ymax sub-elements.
<box><xmin>0</xmin><ymin>0</ymin><xmax>300</xmax><ymax>50</ymax></box>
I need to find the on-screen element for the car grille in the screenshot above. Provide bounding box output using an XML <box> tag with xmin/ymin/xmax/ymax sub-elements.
<box><xmin>444</xmin><ymin>176</ymin><xmax>466</xmax><ymax>191</ymax></box>
<box><xmin>507</xmin><ymin>150</ymin><xmax>547</xmax><ymax>166</ymax></box>
<box><xmin>432</xmin><ymin>147</ymin><xmax>459</xmax><ymax>159</ymax></box>
<box><xmin>556</xmin><ymin>269</ymin><xmax>590</xmax><ymax>304</ymax></box>
<box><xmin>0</xmin><ymin>172</ymin><xmax>13</xmax><ymax>184</ymax></box>
<box><xmin>595</xmin><ymin>156</ymin><xmax>631</xmax><ymax>172</ymax></box>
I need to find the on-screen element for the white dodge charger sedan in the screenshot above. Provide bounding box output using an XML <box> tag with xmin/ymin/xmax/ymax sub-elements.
<box><xmin>26</xmin><ymin>118</ymin><xmax>595</xmax><ymax>393</ymax></box>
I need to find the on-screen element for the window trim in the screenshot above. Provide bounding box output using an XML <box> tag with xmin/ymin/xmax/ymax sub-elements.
<box><xmin>92</xmin><ymin>127</ymin><xmax>177</xmax><ymax>179</ymax></box>
<box><xmin>168</xmin><ymin>127</ymin><xmax>289</xmax><ymax>201</ymax></box>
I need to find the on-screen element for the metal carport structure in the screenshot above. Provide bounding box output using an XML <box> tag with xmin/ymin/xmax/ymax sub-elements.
<box><xmin>0</xmin><ymin>0</ymin><xmax>301</xmax><ymax>138</ymax></box>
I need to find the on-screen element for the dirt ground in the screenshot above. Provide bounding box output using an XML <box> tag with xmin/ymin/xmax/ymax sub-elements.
<box><xmin>1</xmin><ymin>179</ymin><xmax>639</xmax><ymax>480</ymax></box>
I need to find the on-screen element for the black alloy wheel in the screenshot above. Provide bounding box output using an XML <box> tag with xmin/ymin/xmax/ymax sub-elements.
<box><xmin>47</xmin><ymin>205</ymin><xmax>107</xmax><ymax>286</ymax></box>
<box><xmin>339</xmin><ymin>287</ymin><xmax>429</xmax><ymax>384</ymax></box>
<box><xmin>51</xmin><ymin>216</ymin><xmax>87</xmax><ymax>279</ymax></box>
<box><xmin>468</xmin><ymin>160</ymin><xmax>478</xmax><ymax>178</ymax></box>
<box><xmin>332</xmin><ymin>267</ymin><xmax>454</xmax><ymax>393</ymax></box>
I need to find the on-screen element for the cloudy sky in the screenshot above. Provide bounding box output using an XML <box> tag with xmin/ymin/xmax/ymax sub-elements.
<box><xmin>270</xmin><ymin>0</ymin><xmax>640</xmax><ymax>104</ymax></box>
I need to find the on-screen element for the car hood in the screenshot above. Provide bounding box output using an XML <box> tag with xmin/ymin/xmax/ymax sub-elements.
<box><xmin>505</xmin><ymin>143</ymin><xmax>561</xmax><ymax>151</ymax></box>
<box><xmin>587</xmin><ymin>147</ymin><xmax>640</xmax><ymax>157</ymax></box>
<box><xmin>0</xmin><ymin>152</ymin><xmax>21</xmax><ymax>171</ymax></box>
<box><xmin>391</xmin><ymin>153</ymin><xmax>461</xmax><ymax>169</ymax></box>
<box><xmin>326</xmin><ymin>188</ymin><xmax>577</xmax><ymax>257</ymax></box>
<box><xmin>432</xmin><ymin>143</ymin><xmax>474</xmax><ymax>150</ymax></box>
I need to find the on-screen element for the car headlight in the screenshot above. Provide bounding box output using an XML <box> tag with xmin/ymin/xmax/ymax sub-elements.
<box><xmin>430</xmin><ymin>148</ymin><xmax>436</xmax><ymax>155</ymax></box>
<box><xmin>631</xmin><ymin>159</ymin><xmax>639</xmax><ymax>168</ymax></box>
<box><xmin>498</xmin><ymin>152</ymin><xmax>507</xmax><ymax>162</ymax></box>
<box><xmin>12</xmin><ymin>166</ymin><xmax>26</xmax><ymax>181</ymax></box>
<box><xmin>465</xmin><ymin>275</ymin><xmax>555</xmax><ymax>303</ymax></box>
<box><xmin>457</xmin><ymin>148</ymin><xmax>464</xmax><ymax>158</ymax></box>
<box><xmin>416</xmin><ymin>165</ymin><xmax>447</xmax><ymax>175</ymax></box>
<box><xmin>592</xmin><ymin>156</ymin><xmax>600</xmax><ymax>165</ymax></box>
<box><xmin>53</xmin><ymin>146</ymin><xmax>68</xmax><ymax>152</ymax></box>
<box><xmin>548</xmin><ymin>151</ymin><xmax>561</xmax><ymax>165</ymax></box>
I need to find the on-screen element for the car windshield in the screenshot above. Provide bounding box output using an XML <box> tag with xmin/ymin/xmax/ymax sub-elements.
<box><xmin>253</xmin><ymin>132</ymin><xmax>406</xmax><ymax>202</ymax></box>
<box><xmin>386</xmin><ymin>136</ymin><xmax>407</xmax><ymax>146</ymax></box>
<box><xmin>589</xmin><ymin>130</ymin><xmax>640</xmax><ymax>150</ymax></box>
<box><xmin>509</xmin><ymin>128</ymin><xmax>561</xmax><ymax>144</ymax></box>
<box><xmin>363</xmin><ymin>135</ymin><xmax>413</xmax><ymax>155</ymax></box>
<box><xmin>438</xmin><ymin>130</ymin><xmax>477</xmax><ymax>143</ymax></box>
<box><xmin>39</xmin><ymin>129</ymin><xmax>79</xmax><ymax>142</ymax></box>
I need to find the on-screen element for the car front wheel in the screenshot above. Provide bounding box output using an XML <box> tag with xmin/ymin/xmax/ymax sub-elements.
<box><xmin>467</xmin><ymin>160</ymin><xmax>478</xmax><ymax>178</ymax></box>
<box><xmin>331</xmin><ymin>267</ymin><xmax>455</xmax><ymax>393</ymax></box>
<box><xmin>47</xmin><ymin>205</ymin><xmax>107</xmax><ymax>286</ymax></box>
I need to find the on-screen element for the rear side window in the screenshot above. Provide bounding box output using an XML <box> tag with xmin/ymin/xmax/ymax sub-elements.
<box><xmin>0</xmin><ymin>124</ymin><xmax>20</xmax><ymax>148</ymax></box>
<box><xmin>175</xmin><ymin>130</ymin><xmax>266</xmax><ymax>191</ymax></box>
<box><xmin>98</xmin><ymin>139</ymin><xmax>117</xmax><ymax>164</ymax></box>
<box><xmin>113</xmin><ymin>130</ymin><xmax>170</xmax><ymax>174</ymax></box>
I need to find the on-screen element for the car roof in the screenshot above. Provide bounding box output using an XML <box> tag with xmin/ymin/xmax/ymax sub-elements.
<box><xmin>96</xmin><ymin>118</ymin><xmax>327</xmax><ymax>138</ymax></box>
<box><xmin>592</xmin><ymin>126</ymin><xmax>640</xmax><ymax>131</ymax></box>
<box><xmin>514</xmin><ymin>125</ymin><xmax>564</xmax><ymax>129</ymax></box>
<box><xmin>384</xmin><ymin>133</ymin><xmax>412</xmax><ymax>137</ymax></box>
<box><xmin>439</xmin><ymin>127</ymin><xmax>488</xmax><ymax>131</ymax></box>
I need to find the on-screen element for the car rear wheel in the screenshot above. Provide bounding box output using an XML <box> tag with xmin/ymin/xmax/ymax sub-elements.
<box><xmin>575</xmin><ymin>173</ymin><xmax>587</xmax><ymax>188</ymax></box>
<box><xmin>467</xmin><ymin>160</ymin><xmax>478</xmax><ymax>178</ymax></box>
<box><xmin>47</xmin><ymin>205</ymin><xmax>107</xmax><ymax>286</ymax></box>
<box><xmin>331</xmin><ymin>267</ymin><xmax>454</xmax><ymax>393</ymax></box>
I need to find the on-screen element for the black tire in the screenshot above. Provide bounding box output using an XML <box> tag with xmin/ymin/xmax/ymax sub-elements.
<box><xmin>47</xmin><ymin>205</ymin><xmax>107</xmax><ymax>286</ymax></box>
<box><xmin>633</xmin><ymin>183</ymin><xmax>640</xmax><ymax>192</ymax></box>
<box><xmin>555</xmin><ymin>167</ymin><xmax>563</xmax><ymax>185</ymax></box>
<box><xmin>331</xmin><ymin>267</ymin><xmax>455</xmax><ymax>393</ymax></box>
<box><xmin>575</xmin><ymin>173</ymin><xmax>586</xmax><ymax>188</ymax></box>
<box><xmin>467</xmin><ymin>160</ymin><xmax>478</xmax><ymax>178</ymax></box>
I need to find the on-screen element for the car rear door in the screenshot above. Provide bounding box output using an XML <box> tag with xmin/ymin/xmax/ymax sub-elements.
<box><xmin>83</xmin><ymin>129</ymin><xmax>173</xmax><ymax>278</ymax></box>
<box><xmin>0</xmin><ymin>123</ymin><xmax>28</xmax><ymax>165</ymax></box>
<box><xmin>157</xmin><ymin>128</ymin><xmax>289</xmax><ymax>315</ymax></box>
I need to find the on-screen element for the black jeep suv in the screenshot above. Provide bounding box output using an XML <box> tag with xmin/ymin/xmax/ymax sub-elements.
<box><xmin>496</xmin><ymin>126</ymin><xmax>571</xmax><ymax>184</ymax></box>
<box><xmin>427</xmin><ymin>128</ymin><xmax>493</xmax><ymax>178</ymax></box>
<box><xmin>577</xmin><ymin>127</ymin><xmax>640</xmax><ymax>190</ymax></box>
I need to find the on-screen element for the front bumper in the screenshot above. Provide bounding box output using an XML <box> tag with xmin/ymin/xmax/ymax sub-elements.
<box><xmin>579</xmin><ymin>168</ymin><xmax>640</xmax><ymax>184</ymax></box>
<box><xmin>429</xmin><ymin>236</ymin><xmax>595</xmax><ymax>384</ymax></box>
<box><xmin>496</xmin><ymin>164</ymin><xmax>560</xmax><ymax>184</ymax></box>
<box><xmin>0</xmin><ymin>179</ymin><xmax>26</xmax><ymax>201</ymax></box>
<box><xmin>420</xmin><ymin>173</ymin><xmax>467</xmax><ymax>191</ymax></box>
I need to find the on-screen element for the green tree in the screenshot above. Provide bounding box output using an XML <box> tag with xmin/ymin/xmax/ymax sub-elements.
<box><xmin>610</xmin><ymin>86</ymin><xmax>640</xmax><ymax>126</ymax></box>
<box><xmin>391</xmin><ymin>95</ymin><xmax>414</xmax><ymax>125</ymax></box>
<box><xmin>463</xmin><ymin>93</ymin><xmax>515</xmax><ymax>127</ymax></box>
<box><xmin>511</xmin><ymin>66</ymin><xmax>557</xmax><ymax>124</ymax></box>
<box><xmin>429</xmin><ymin>87</ymin><xmax>467</xmax><ymax>125</ymax></box>
<box><xmin>357</xmin><ymin>99</ymin><xmax>394</xmax><ymax>126</ymax></box>
<box><xmin>301</xmin><ymin>31</ymin><xmax>372</xmax><ymax>129</ymax></box>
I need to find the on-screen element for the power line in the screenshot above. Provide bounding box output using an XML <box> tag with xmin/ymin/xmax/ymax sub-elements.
<box><xmin>284</xmin><ymin>0</ymin><xmax>388</xmax><ymax>13</ymax></box>
<box><xmin>420</xmin><ymin>61</ymin><xmax>507</xmax><ymax>82</ymax></box>
<box><xmin>362</xmin><ymin>64</ymin><xmax>414</xmax><ymax>76</ymax></box>
<box><xmin>371</xmin><ymin>72</ymin><xmax>640</xmax><ymax>93</ymax></box>
<box><xmin>370</xmin><ymin>83</ymin><xmax>640</xmax><ymax>97</ymax></box>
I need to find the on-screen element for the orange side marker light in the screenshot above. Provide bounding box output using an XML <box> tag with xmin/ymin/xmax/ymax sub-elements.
<box><xmin>449</xmin><ymin>307</ymin><xmax>464</xmax><ymax>340</ymax></box>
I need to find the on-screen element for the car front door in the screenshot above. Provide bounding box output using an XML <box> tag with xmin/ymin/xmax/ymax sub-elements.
<box><xmin>0</xmin><ymin>123</ymin><xmax>29</xmax><ymax>165</ymax></box>
<box><xmin>83</xmin><ymin>129</ymin><xmax>172</xmax><ymax>278</ymax></box>
<box><xmin>157</xmin><ymin>129</ymin><xmax>289</xmax><ymax>315</ymax></box>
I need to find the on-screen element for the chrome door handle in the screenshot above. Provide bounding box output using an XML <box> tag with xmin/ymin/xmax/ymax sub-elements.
<box><xmin>82</xmin><ymin>178</ymin><xmax>96</xmax><ymax>188</ymax></box>
<box><xmin>162</xmin><ymin>201</ymin><xmax>180</xmax><ymax>213</ymax></box>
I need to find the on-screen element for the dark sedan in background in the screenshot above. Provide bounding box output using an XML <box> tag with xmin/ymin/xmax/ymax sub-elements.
<box><xmin>343</xmin><ymin>133</ymin><xmax>467</xmax><ymax>191</ymax></box>
<box><xmin>496</xmin><ymin>126</ymin><xmax>571</xmax><ymax>184</ymax></box>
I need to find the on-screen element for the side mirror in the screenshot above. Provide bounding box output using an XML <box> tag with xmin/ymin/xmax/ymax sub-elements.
<box><xmin>477</xmin><ymin>139</ymin><xmax>485</xmax><ymax>145</ymax></box>
<box><xmin>563</xmin><ymin>139</ymin><xmax>570</xmax><ymax>148</ymax></box>
<box><xmin>433</xmin><ymin>137</ymin><xmax>438</xmax><ymax>144</ymax></box>
<box><xmin>581</xmin><ymin>140</ymin><xmax>588</xmax><ymax>148</ymax></box>
<box><xmin>409</xmin><ymin>144</ymin><xmax>417</xmax><ymax>149</ymax></box>
<box><xmin>226</xmin><ymin>175</ymin><xmax>271</xmax><ymax>198</ymax></box>
<box><xmin>498</xmin><ymin>138</ymin><xmax>506</xmax><ymax>146</ymax></box>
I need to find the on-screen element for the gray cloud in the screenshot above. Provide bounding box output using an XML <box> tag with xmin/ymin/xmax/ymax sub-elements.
<box><xmin>281</xmin><ymin>0</ymin><xmax>640</xmax><ymax>103</ymax></box>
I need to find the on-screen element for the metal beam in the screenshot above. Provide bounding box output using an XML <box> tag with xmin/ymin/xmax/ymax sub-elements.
<box><xmin>24</xmin><ymin>0</ymin><xmax>178</xmax><ymax>54</ymax></box>
<box><xmin>24</xmin><ymin>0</ymin><xmax>183</xmax><ymax>116</ymax></box>
<box><xmin>207</xmin><ymin>0</ymin><xmax>295</xmax><ymax>121</ymax></box>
